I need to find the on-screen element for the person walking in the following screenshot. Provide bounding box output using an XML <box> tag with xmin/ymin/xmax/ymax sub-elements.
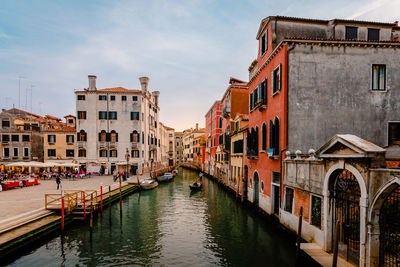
<box><xmin>56</xmin><ymin>176</ymin><xmax>61</xmax><ymax>190</ymax></box>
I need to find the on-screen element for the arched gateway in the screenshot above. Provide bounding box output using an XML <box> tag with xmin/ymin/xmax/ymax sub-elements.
<box><xmin>329</xmin><ymin>169</ymin><xmax>361</xmax><ymax>265</ymax></box>
<box><xmin>379</xmin><ymin>185</ymin><xmax>400</xmax><ymax>266</ymax></box>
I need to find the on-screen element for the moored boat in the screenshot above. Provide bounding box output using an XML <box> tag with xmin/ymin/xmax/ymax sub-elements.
<box><xmin>140</xmin><ymin>179</ymin><xmax>159</xmax><ymax>190</ymax></box>
<box><xmin>157</xmin><ymin>173</ymin><xmax>173</xmax><ymax>183</ymax></box>
<box><xmin>172</xmin><ymin>169</ymin><xmax>178</xmax><ymax>174</ymax></box>
<box><xmin>189</xmin><ymin>181</ymin><xmax>202</xmax><ymax>190</ymax></box>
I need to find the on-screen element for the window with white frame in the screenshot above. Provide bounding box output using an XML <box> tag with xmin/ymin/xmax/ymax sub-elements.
<box><xmin>284</xmin><ymin>187</ymin><xmax>294</xmax><ymax>213</ymax></box>
<box><xmin>372</xmin><ymin>64</ymin><xmax>386</xmax><ymax>91</ymax></box>
<box><xmin>271</xmin><ymin>65</ymin><xmax>281</xmax><ymax>95</ymax></box>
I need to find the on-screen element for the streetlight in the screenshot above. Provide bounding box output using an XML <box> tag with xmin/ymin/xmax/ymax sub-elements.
<box><xmin>125</xmin><ymin>148</ymin><xmax>130</xmax><ymax>180</ymax></box>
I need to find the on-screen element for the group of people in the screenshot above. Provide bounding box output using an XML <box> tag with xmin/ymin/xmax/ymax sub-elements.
<box><xmin>113</xmin><ymin>171</ymin><xmax>128</xmax><ymax>182</ymax></box>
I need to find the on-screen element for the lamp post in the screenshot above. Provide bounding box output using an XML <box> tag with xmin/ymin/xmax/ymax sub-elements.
<box><xmin>125</xmin><ymin>148</ymin><xmax>130</xmax><ymax>180</ymax></box>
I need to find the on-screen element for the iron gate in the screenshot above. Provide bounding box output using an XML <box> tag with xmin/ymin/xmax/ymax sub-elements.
<box><xmin>379</xmin><ymin>185</ymin><xmax>400</xmax><ymax>266</ymax></box>
<box><xmin>330</xmin><ymin>169</ymin><xmax>361</xmax><ymax>265</ymax></box>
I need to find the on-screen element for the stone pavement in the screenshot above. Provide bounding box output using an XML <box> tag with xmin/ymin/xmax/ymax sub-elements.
<box><xmin>0</xmin><ymin>174</ymin><xmax>149</xmax><ymax>222</ymax></box>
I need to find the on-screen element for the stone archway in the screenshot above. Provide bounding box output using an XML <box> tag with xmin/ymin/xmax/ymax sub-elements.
<box><xmin>323</xmin><ymin>163</ymin><xmax>368</xmax><ymax>266</ymax></box>
<box><xmin>368</xmin><ymin>178</ymin><xmax>400</xmax><ymax>267</ymax></box>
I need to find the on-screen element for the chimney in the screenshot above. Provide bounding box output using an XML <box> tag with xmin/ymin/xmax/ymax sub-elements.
<box><xmin>152</xmin><ymin>91</ymin><xmax>160</xmax><ymax>107</ymax></box>
<box><xmin>139</xmin><ymin>77</ymin><xmax>149</xmax><ymax>93</ymax></box>
<box><xmin>196</xmin><ymin>123</ymin><xmax>199</xmax><ymax>130</ymax></box>
<box><xmin>88</xmin><ymin>75</ymin><xmax>97</xmax><ymax>91</ymax></box>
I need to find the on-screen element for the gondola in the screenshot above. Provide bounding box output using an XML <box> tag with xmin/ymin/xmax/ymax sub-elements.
<box><xmin>189</xmin><ymin>181</ymin><xmax>202</xmax><ymax>190</ymax></box>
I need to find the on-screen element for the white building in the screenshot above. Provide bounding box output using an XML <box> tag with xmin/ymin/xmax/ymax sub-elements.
<box><xmin>75</xmin><ymin>75</ymin><xmax>161</xmax><ymax>175</ymax></box>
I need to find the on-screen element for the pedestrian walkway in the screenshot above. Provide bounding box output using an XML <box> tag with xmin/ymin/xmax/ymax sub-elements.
<box><xmin>0</xmin><ymin>174</ymin><xmax>150</xmax><ymax>222</ymax></box>
<box><xmin>301</xmin><ymin>243</ymin><xmax>357</xmax><ymax>267</ymax></box>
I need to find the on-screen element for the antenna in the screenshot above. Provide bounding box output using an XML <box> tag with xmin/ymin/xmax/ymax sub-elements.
<box><xmin>30</xmin><ymin>85</ymin><xmax>35</xmax><ymax>113</ymax></box>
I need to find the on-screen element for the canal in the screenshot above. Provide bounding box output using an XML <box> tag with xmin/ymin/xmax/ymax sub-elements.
<box><xmin>6</xmin><ymin>168</ymin><xmax>317</xmax><ymax>266</ymax></box>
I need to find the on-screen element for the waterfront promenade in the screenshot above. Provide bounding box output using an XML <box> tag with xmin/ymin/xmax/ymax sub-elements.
<box><xmin>0</xmin><ymin>175</ymin><xmax>147</xmax><ymax>222</ymax></box>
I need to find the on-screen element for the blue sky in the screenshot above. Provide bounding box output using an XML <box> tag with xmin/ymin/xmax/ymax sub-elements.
<box><xmin>0</xmin><ymin>0</ymin><xmax>398</xmax><ymax>131</ymax></box>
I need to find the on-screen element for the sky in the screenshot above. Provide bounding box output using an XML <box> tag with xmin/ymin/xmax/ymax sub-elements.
<box><xmin>0</xmin><ymin>0</ymin><xmax>399</xmax><ymax>131</ymax></box>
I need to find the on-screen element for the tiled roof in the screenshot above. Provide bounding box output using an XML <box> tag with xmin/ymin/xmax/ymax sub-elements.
<box><xmin>46</xmin><ymin>126</ymin><xmax>76</xmax><ymax>132</ymax></box>
<box><xmin>163</xmin><ymin>126</ymin><xmax>174</xmax><ymax>130</ymax></box>
<box><xmin>97</xmin><ymin>87</ymin><xmax>141</xmax><ymax>93</ymax></box>
<box><xmin>45</xmin><ymin>115</ymin><xmax>61</xmax><ymax>121</ymax></box>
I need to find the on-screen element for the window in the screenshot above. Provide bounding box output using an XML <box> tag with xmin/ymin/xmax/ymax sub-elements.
<box><xmin>122</xmin><ymin>96</ymin><xmax>127</xmax><ymax>101</ymax></box>
<box><xmin>99</xmin><ymin>150</ymin><xmax>107</xmax><ymax>157</ymax></box>
<box><xmin>66</xmin><ymin>149</ymin><xmax>74</xmax><ymax>157</ymax></box>
<box><xmin>48</xmin><ymin>135</ymin><xmax>56</xmax><ymax>144</ymax></box>
<box><xmin>3</xmin><ymin>148</ymin><xmax>9</xmax><ymax>158</ymax></box>
<box><xmin>131</xmin><ymin>112</ymin><xmax>140</xmax><ymax>120</ymax></box>
<box><xmin>110</xmin><ymin>150</ymin><xmax>117</xmax><ymax>157</ymax></box>
<box><xmin>133</xmin><ymin>96</ymin><xmax>138</xmax><ymax>101</ymax></box>
<box><xmin>23</xmin><ymin>147</ymin><xmax>29</xmax><ymax>157</ymax></box>
<box><xmin>142</xmin><ymin>132</ymin><xmax>144</xmax><ymax>144</ymax></box>
<box><xmin>22</xmin><ymin>134</ymin><xmax>30</xmax><ymax>142</ymax></box>
<box><xmin>66</xmin><ymin>135</ymin><xmax>74</xmax><ymax>144</ymax></box>
<box><xmin>110</xmin><ymin>131</ymin><xmax>118</xmax><ymax>142</ymax></box>
<box><xmin>345</xmin><ymin>26</ymin><xmax>358</xmax><ymax>40</ymax></box>
<box><xmin>368</xmin><ymin>28</ymin><xmax>380</xmax><ymax>41</ymax></box>
<box><xmin>13</xmin><ymin>147</ymin><xmax>18</xmax><ymax>158</ymax></box>
<box><xmin>68</xmin><ymin>119</ymin><xmax>74</xmax><ymax>124</ymax></box>
<box><xmin>219</xmin><ymin>117</ymin><xmax>223</xmax><ymax>128</ymax></box>
<box><xmin>77</xmin><ymin>111</ymin><xmax>86</xmax><ymax>120</ymax></box>
<box><xmin>271</xmin><ymin>65</ymin><xmax>281</xmax><ymax>95</ymax></box>
<box><xmin>99</xmin><ymin>95</ymin><xmax>107</xmax><ymax>101</ymax></box>
<box><xmin>77</xmin><ymin>95</ymin><xmax>85</xmax><ymax>100</ymax></box>
<box><xmin>246</xmin><ymin>127</ymin><xmax>259</xmax><ymax>157</ymax></box>
<box><xmin>372</xmin><ymin>64</ymin><xmax>386</xmax><ymax>91</ymax></box>
<box><xmin>131</xmin><ymin>149</ymin><xmax>139</xmax><ymax>158</ymax></box>
<box><xmin>99</xmin><ymin>130</ymin><xmax>107</xmax><ymax>142</ymax></box>
<box><xmin>48</xmin><ymin>149</ymin><xmax>56</xmax><ymax>157</ymax></box>
<box><xmin>284</xmin><ymin>187</ymin><xmax>294</xmax><ymax>213</ymax></box>
<box><xmin>99</xmin><ymin>111</ymin><xmax>107</xmax><ymax>120</ymax></box>
<box><xmin>233</xmin><ymin>140</ymin><xmax>243</xmax><ymax>153</ymax></box>
<box><xmin>78</xmin><ymin>149</ymin><xmax>86</xmax><ymax>157</ymax></box>
<box><xmin>110</xmin><ymin>95</ymin><xmax>116</xmax><ymax>101</ymax></box>
<box><xmin>109</xmin><ymin>112</ymin><xmax>117</xmax><ymax>120</ymax></box>
<box><xmin>262</xmin><ymin>123</ymin><xmax>267</xmax><ymax>151</ymax></box>
<box><xmin>261</xmin><ymin>30</ymin><xmax>268</xmax><ymax>55</ymax></box>
<box><xmin>269</xmin><ymin>118</ymin><xmax>280</xmax><ymax>155</ymax></box>
<box><xmin>261</xmin><ymin>181</ymin><xmax>264</xmax><ymax>192</ymax></box>
<box><xmin>2</xmin><ymin>134</ymin><xmax>10</xmax><ymax>142</ymax></box>
<box><xmin>261</xmin><ymin>79</ymin><xmax>267</xmax><ymax>104</ymax></box>
<box><xmin>2</xmin><ymin>120</ymin><xmax>10</xmax><ymax>128</ymax></box>
<box><xmin>388</xmin><ymin>122</ymin><xmax>400</xmax><ymax>145</ymax></box>
<box><xmin>78</xmin><ymin>130</ymin><xmax>87</xmax><ymax>141</ymax></box>
<box><xmin>12</xmin><ymin>135</ymin><xmax>19</xmax><ymax>142</ymax></box>
<box><xmin>311</xmin><ymin>195</ymin><xmax>322</xmax><ymax>228</ymax></box>
<box><xmin>130</xmin><ymin>131</ymin><xmax>140</xmax><ymax>142</ymax></box>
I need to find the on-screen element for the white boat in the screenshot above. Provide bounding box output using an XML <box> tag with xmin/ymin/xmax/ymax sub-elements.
<box><xmin>156</xmin><ymin>173</ymin><xmax>171</xmax><ymax>183</ymax></box>
<box><xmin>140</xmin><ymin>179</ymin><xmax>159</xmax><ymax>190</ymax></box>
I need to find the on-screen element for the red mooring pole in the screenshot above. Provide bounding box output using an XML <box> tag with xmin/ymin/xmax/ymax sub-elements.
<box><xmin>61</xmin><ymin>189</ymin><xmax>64</xmax><ymax>231</ymax></box>
<box><xmin>100</xmin><ymin>184</ymin><xmax>103</xmax><ymax>213</ymax></box>
<box><xmin>83</xmin><ymin>191</ymin><xmax>86</xmax><ymax>220</ymax></box>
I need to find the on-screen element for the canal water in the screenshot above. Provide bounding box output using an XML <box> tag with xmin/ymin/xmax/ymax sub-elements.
<box><xmin>6</xmin><ymin>168</ymin><xmax>317</xmax><ymax>266</ymax></box>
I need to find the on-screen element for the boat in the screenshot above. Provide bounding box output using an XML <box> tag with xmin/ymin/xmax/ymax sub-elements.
<box><xmin>164</xmin><ymin>172</ymin><xmax>175</xmax><ymax>181</ymax></box>
<box><xmin>172</xmin><ymin>169</ymin><xmax>178</xmax><ymax>174</ymax></box>
<box><xmin>189</xmin><ymin>181</ymin><xmax>202</xmax><ymax>190</ymax></box>
<box><xmin>140</xmin><ymin>179</ymin><xmax>159</xmax><ymax>190</ymax></box>
<box><xmin>157</xmin><ymin>173</ymin><xmax>173</xmax><ymax>183</ymax></box>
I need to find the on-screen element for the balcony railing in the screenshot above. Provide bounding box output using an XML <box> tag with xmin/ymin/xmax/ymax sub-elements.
<box><xmin>98</xmin><ymin>141</ymin><xmax>107</xmax><ymax>148</ymax></box>
<box><xmin>223</xmin><ymin>106</ymin><xmax>231</xmax><ymax>118</ymax></box>
<box><xmin>77</xmin><ymin>141</ymin><xmax>86</xmax><ymax>147</ymax></box>
<box><xmin>109</xmin><ymin>141</ymin><xmax>117</xmax><ymax>148</ymax></box>
<box><xmin>1</xmin><ymin>141</ymin><xmax>9</xmax><ymax>145</ymax></box>
<box><xmin>150</xmin><ymin>144</ymin><xmax>157</xmax><ymax>151</ymax></box>
<box><xmin>131</xmin><ymin>142</ymin><xmax>138</xmax><ymax>148</ymax></box>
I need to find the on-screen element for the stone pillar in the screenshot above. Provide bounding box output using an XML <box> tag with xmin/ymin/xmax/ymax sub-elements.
<box><xmin>359</xmin><ymin>196</ymin><xmax>369</xmax><ymax>267</ymax></box>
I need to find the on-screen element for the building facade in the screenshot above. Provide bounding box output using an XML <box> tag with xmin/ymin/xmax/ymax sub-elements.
<box><xmin>175</xmin><ymin>132</ymin><xmax>184</xmax><ymax>163</ymax></box>
<box><xmin>204</xmin><ymin>101</ymin><xmax>222</xmax><ymax>175</ymax></box>
<box><xmin>75</xmin><ymin>75</ymin><xmax>161</xmax><ymax>175</ymax></box>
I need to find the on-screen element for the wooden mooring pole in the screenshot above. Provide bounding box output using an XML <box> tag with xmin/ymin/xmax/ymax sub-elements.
<box><xmin>61</xmin><ymin>188</ymin><xmax>64</xmax><ymax>231</ymax></box>
<box><xmin>119</xmin><ymin>177</ymin><xmax>122</xmax><ymax>219</ymax></box>
<box><xmin>100</xmin><ymin>184</ymin><xmax>103</xmax><ymax>213</ymax></box>
<box><xmin>296</xmin><ymin>206</ymin><xmax>303</xmax><ymax>259</ymax></box>
<box><xmin>90</xmin><ymin>194</ymin><xmax>93</xmax><ymax>240</ymax></box>
<box><xmin>332</xmin><ymin>220</ymin><xmax>340</xmax><ymax>267</ymax></box>
<box><xmin>83</xmin><ymin>191</ymin><xmax>86</xmax><ymax>221</ymax></box>
<box><xmin>108</xmin><ymin>185</ymin><xmax>112</xmax><ymax>226</ymax></box>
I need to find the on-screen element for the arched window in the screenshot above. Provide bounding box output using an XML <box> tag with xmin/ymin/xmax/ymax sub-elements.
<box><xmin>110</xmin><ymin>130</ymin><xmax>118</xmax><ymax>142</ymax></box>
<box><xmin>131</xmin><ymin>130</ymin><xmax>139</xmax><ymax>142</ymax></box>
<box><xmin>78</xmin><ymin>130</ymin><xmax>87</xmax><ymax>141</ymax></box>
<box><xmin>99</xmin><ymin>130</ymin><xmax>107</xmax><ymax>142</ymax></box>
<box><xmin>262</xmin><ymin>123</ymin><xmax>267</xmax><ymax>151</ymax></box>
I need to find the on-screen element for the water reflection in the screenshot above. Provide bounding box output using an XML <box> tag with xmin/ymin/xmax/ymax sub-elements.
<box><xmin>6</xmin><ymin>168</ymin><xmax>315</xmax><ymax>267</ymax></box>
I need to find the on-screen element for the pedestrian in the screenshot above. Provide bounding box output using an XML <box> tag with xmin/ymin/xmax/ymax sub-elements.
<box><xmin>56</xmin><ymin>176</ymin><xmax>61</xmax><ymax>190</ymax></box>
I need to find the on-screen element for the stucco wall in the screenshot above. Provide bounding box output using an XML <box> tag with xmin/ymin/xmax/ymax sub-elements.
<box><xmin>288</xmin><ymin>45</ymin><xmax>400</xmax><ymax>152</ymax></box>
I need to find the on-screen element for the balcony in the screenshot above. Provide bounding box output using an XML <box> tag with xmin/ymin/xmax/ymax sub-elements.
<box><xmin>1</xmin><ymin>141</ymin><xmax>9</xmax><ymax>145</ymax></box>
<box><xmin>131</xmin><ymin>142</ymin><xmax>138</xmax><ymax>148</ymax></box>
<box><xmin>109</xmin><ymin>141</ymin><xmax>117</xmax><ymax>148</ymax></box>
<box><xmin>98</xmin><ymin>141</ymin><xmax>107</xmax><ymax>148</ymax></box>
<box><xmin>223</xmin><ymin>106</ymin><xmax>231</xmax><ymax>118</ymax></box>
<box><xmin>150</xmin><ymin>144</ymin><xmax>157</xmax><ymax>151</ymax></box>
<box><xmin>206</xmin><ymin>147</ymin><xmax>210</xmax><ymax>153</ymax></box>
<box><xmin>77</xmin><ymin>141</ymin><xmax>86</xmax><ymax>147</ymax></box>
